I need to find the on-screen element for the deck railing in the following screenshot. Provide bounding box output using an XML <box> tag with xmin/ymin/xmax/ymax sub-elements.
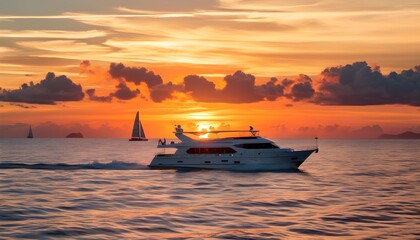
<box><xmin>292</xmin><ymin>146</ymin><xmax>319</xmax><ymax>152</ymax></box>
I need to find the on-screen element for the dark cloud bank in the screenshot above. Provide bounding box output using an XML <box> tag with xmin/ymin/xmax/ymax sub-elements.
<box><xmin>0</xmin><ymin>72</ymin><xmax>84</xmax><ymax>104</ymax></box>
<box><xmin>86</xmin><ymin>82</ymin><xmax>140</xmax><ymax>102</ymax></box>
<box><xmin>109</xmin><ymin>63</ymin><xmax>162</xmax><ymax>88</ymax></box>
<box><xmin>101</xmin><ymin>61</ymin><xmax>419</xmax><ymax>106</ymax></box>
<box><xmin>315</xmin><ymin>62</ymin><xmax>420</xmax><ymax>106</ymax></box>
<box><xmin>85</xmin><ymin>89</ymin><xmax>112</xmax><ymax>102</ymax></box>
<box><xmin>105</xmin><ymin>63</ymin><xmax>315</xmax><ymax>103</ymax></box>
<box><xmin>182</xmin><ymin>72</ymin><xmax>293</xmax><ymax>103</ymax></box>
<box><xmin>1</xmin><ymin>61</ymin><xmax>419</xmax><ymax>106</ymax></box>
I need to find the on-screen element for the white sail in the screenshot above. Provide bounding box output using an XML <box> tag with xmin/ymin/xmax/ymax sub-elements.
<box><xmin>131</xmin><ymin>112</ymin><xmax>140</xmax><ymax>138</ymax></box>
<box><xmin>139</xmin><ymin>120</ymin><xmax>146</xmax><ymax>138</ymax></box>
<box><xmin>129</xmin><ymin>111</ymin><xmax>148</xmax><ymax>141</ymax></box>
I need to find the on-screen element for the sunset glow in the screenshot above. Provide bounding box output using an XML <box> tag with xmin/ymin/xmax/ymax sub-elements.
<box><xmin>0</xmin><ymin>0</ymin><xmax>419</xmax><ymax>138</ymax></box>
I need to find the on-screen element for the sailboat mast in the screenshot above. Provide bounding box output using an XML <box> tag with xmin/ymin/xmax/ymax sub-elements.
<box><xmin>136</xmin><ymin>112</ymin><xmax>140</xmax><ymax>137</ymax></box>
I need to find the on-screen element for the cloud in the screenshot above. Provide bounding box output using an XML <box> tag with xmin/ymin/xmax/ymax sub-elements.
<box><xmin>182</xmin><ymin>71</ymin><xmax>316</xmax><ymax>103</ymax></box>
<box><xmin>80</xmin><ymin>60</ymin><xmax>90</xmax><ymax>68</ymax></box>
<box><xmin>79</xmin><ymin>60</ymin><xmax>94</xmax><ymax>74</ymax></box>
<box><xmin>288</xmin><ymin>75</ymin><xmax>315</xmax><ymax>101</ymax></box>
<box><xmin>1</xmin><ymin>56</ymin><xmax>79</xmax><ymax>66</ymax></box>
<box><xmin>220</xmin><ymin>71</ymin><xmax>262</xmax><ymax>103</ymax></box>
<box><xmin>108</xmin><ymin>67</ymin><xmax>291</xmax><ymax>103</ymax></box>
<box><xmin>255</xmin><ymin>77</ymin><xmax>285</xmax><ymax>101</ymax></box>
<box><xmin>10</xmin><ymin>103</ymin><xmax>37</xmax><ymax>109</ymax></box>
<box><xmin>352</xmin><ymin>124</ymin><xmax>383</xmax><ymax>138</ymax></box>
<box><xmin>314</xmin><ymin>62</ymin><xmax>420</xmax><ymax>106</ymax></box>
<box><xmin>298</xmin><ymin>126</ymin><xmax>316</xmax><ymax>132</ymax></box>
<box><xmin>0</xmin><ymin>123</ymin><xmax>29</xmax><ymax>138</ymax></box>
<box><xmin>83</xmin><ymin>61</ymin><xmax>170</xmax><ymax>102</ymax></box>
<box><xmin>87</xmin><ymin>85</ymin><xmax>143</xmax><ymax>102</ymax></box>
<box><xmin>149</xmin><ymin>82</ymin><xmax>183</xmax><ymax>103</ymax></box>
<box><xmin>86</xmin><ymin>89</ymin><xmax>112</xmax><ymax>102</ymax></box>
<box><xmin>93</xmin><ymin>61</ymin><xmax>420</xmax><ymax>106</ymax></box>
<box><xmin>0</xmin><ymin>72</ymin><xmax>84</xmax><ymax>104</ymax></box>
<box><xmin>183</xmin><ymin>71</ymin><xmax>288</xmax><ymax>103</ymax></box>
<box><xmin>324</xmin><ymin>124</ymin><xmax>339</xmax><ymax>132</ymax></box>
<box><xmin>184</xmin><ymin>74</ymin><xmax>218</xmax><ymax>101</ymax></box>
<box><xmin>109</xmin><ymin>63</ymin><xmax>163</xmax><ymax>88</ymax></box>
<box><xmin>0</xmin><ymin>29</ymin><xmax>106</xmax><ymax>39</ymax></box>
<box><xmin>293</xmin><ymin>124</ymin><xmax>385</xmax><ymax>138</ymax></box>
<box><xmin>110</xmin><ymin>82</ymin><xmax>140</xmax><ymax>100</ymax></box>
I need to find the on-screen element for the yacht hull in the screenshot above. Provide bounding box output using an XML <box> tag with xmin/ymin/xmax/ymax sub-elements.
<box><xmin>129</xmin><ymin>138</ymin><xmax>148</xmax><ymax>141</ymax></box>
<box><xmin>149</xmin><ymin>149</ymin><xmax>316</xmax><ymax>171</ymax></box>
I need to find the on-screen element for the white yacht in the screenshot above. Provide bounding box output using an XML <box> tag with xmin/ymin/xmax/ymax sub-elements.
<box><xmin>149</xmin><ymin>125</ymin><xmax>318</xmax><ymax>171</ymax></box>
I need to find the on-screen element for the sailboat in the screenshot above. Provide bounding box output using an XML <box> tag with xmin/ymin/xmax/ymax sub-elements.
<box><xmin>27</xmin><ymin>125</ymin><xmax>33</xmax><ymax>138</ymax></box>
<box><xmin>129</xmin><ymin>111</ymin><xmax>148</xmax><ymax>141</ymax></box>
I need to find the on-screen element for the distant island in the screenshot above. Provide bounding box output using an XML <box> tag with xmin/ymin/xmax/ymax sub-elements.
<box><xmin>66</xmin><ymin>133</ymin><xmax>84</xmax><ymax>138</ymax></box>
<box><xmin>378</xmin><ymin>131</ymin><xmax>420</xmax><ymax>139</ymax></box>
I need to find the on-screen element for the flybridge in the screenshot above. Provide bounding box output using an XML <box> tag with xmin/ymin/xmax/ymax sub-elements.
<box><xmin>173</xmin><ymin>124</ymin><xmax>259</xmax><ymax>136</ymax></box>
<box><xmin>175</xmin><ymin>130</ymin><xmax>260</xmax><ymax>134</ymax></box>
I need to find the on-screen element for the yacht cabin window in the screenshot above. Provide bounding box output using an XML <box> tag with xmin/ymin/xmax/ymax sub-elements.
<box><xmin>234</xmin><ymin>143</ymin><xmax>279</xmax><ymax>149</ymax></box>
<box><xmin>186</xmin><ymin>147</ymin><xmax>236</xmax><ymax>154</ymax></box>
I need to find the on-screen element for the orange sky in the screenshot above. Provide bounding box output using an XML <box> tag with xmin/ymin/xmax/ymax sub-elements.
<box><xmin>0</xmin><ymin>0</ymin><xmax>419</xmax><ymax>138</ymax></box>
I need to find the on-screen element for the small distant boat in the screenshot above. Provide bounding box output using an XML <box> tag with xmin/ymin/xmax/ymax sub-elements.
<box><xmin>129</xmin><ymin>111</ymin><xmax>148</xmax><ymax>141</ymax></box>
<box><xmin>27</xmin><ymin>125</ymin><xmax>33</xmax><ymax>138</ymax></box>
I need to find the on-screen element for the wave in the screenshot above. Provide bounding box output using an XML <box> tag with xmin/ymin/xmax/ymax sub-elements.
<box><xmin>0</xmin><ymin>161</ymin><xmax>148</xmax><ymax>170</ymax></box>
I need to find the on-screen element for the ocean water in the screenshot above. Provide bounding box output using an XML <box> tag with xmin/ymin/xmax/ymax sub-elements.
<box><xmin>0</xmin><ymin>138</ymin><xmax>418</xmax><ymax>239</ymax></box>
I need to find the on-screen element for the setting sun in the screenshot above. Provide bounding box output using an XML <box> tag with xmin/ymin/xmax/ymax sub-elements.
<box><xmin>197</xmin><ymin>123</ymin><xmax>211</xmax><ymax>138</ymax></box>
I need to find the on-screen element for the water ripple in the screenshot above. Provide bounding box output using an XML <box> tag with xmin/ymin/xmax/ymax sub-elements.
<box><xmin>0</xmin><ymin>139</ymin><xmax>418</xmax><ymax>239</ymax></box>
